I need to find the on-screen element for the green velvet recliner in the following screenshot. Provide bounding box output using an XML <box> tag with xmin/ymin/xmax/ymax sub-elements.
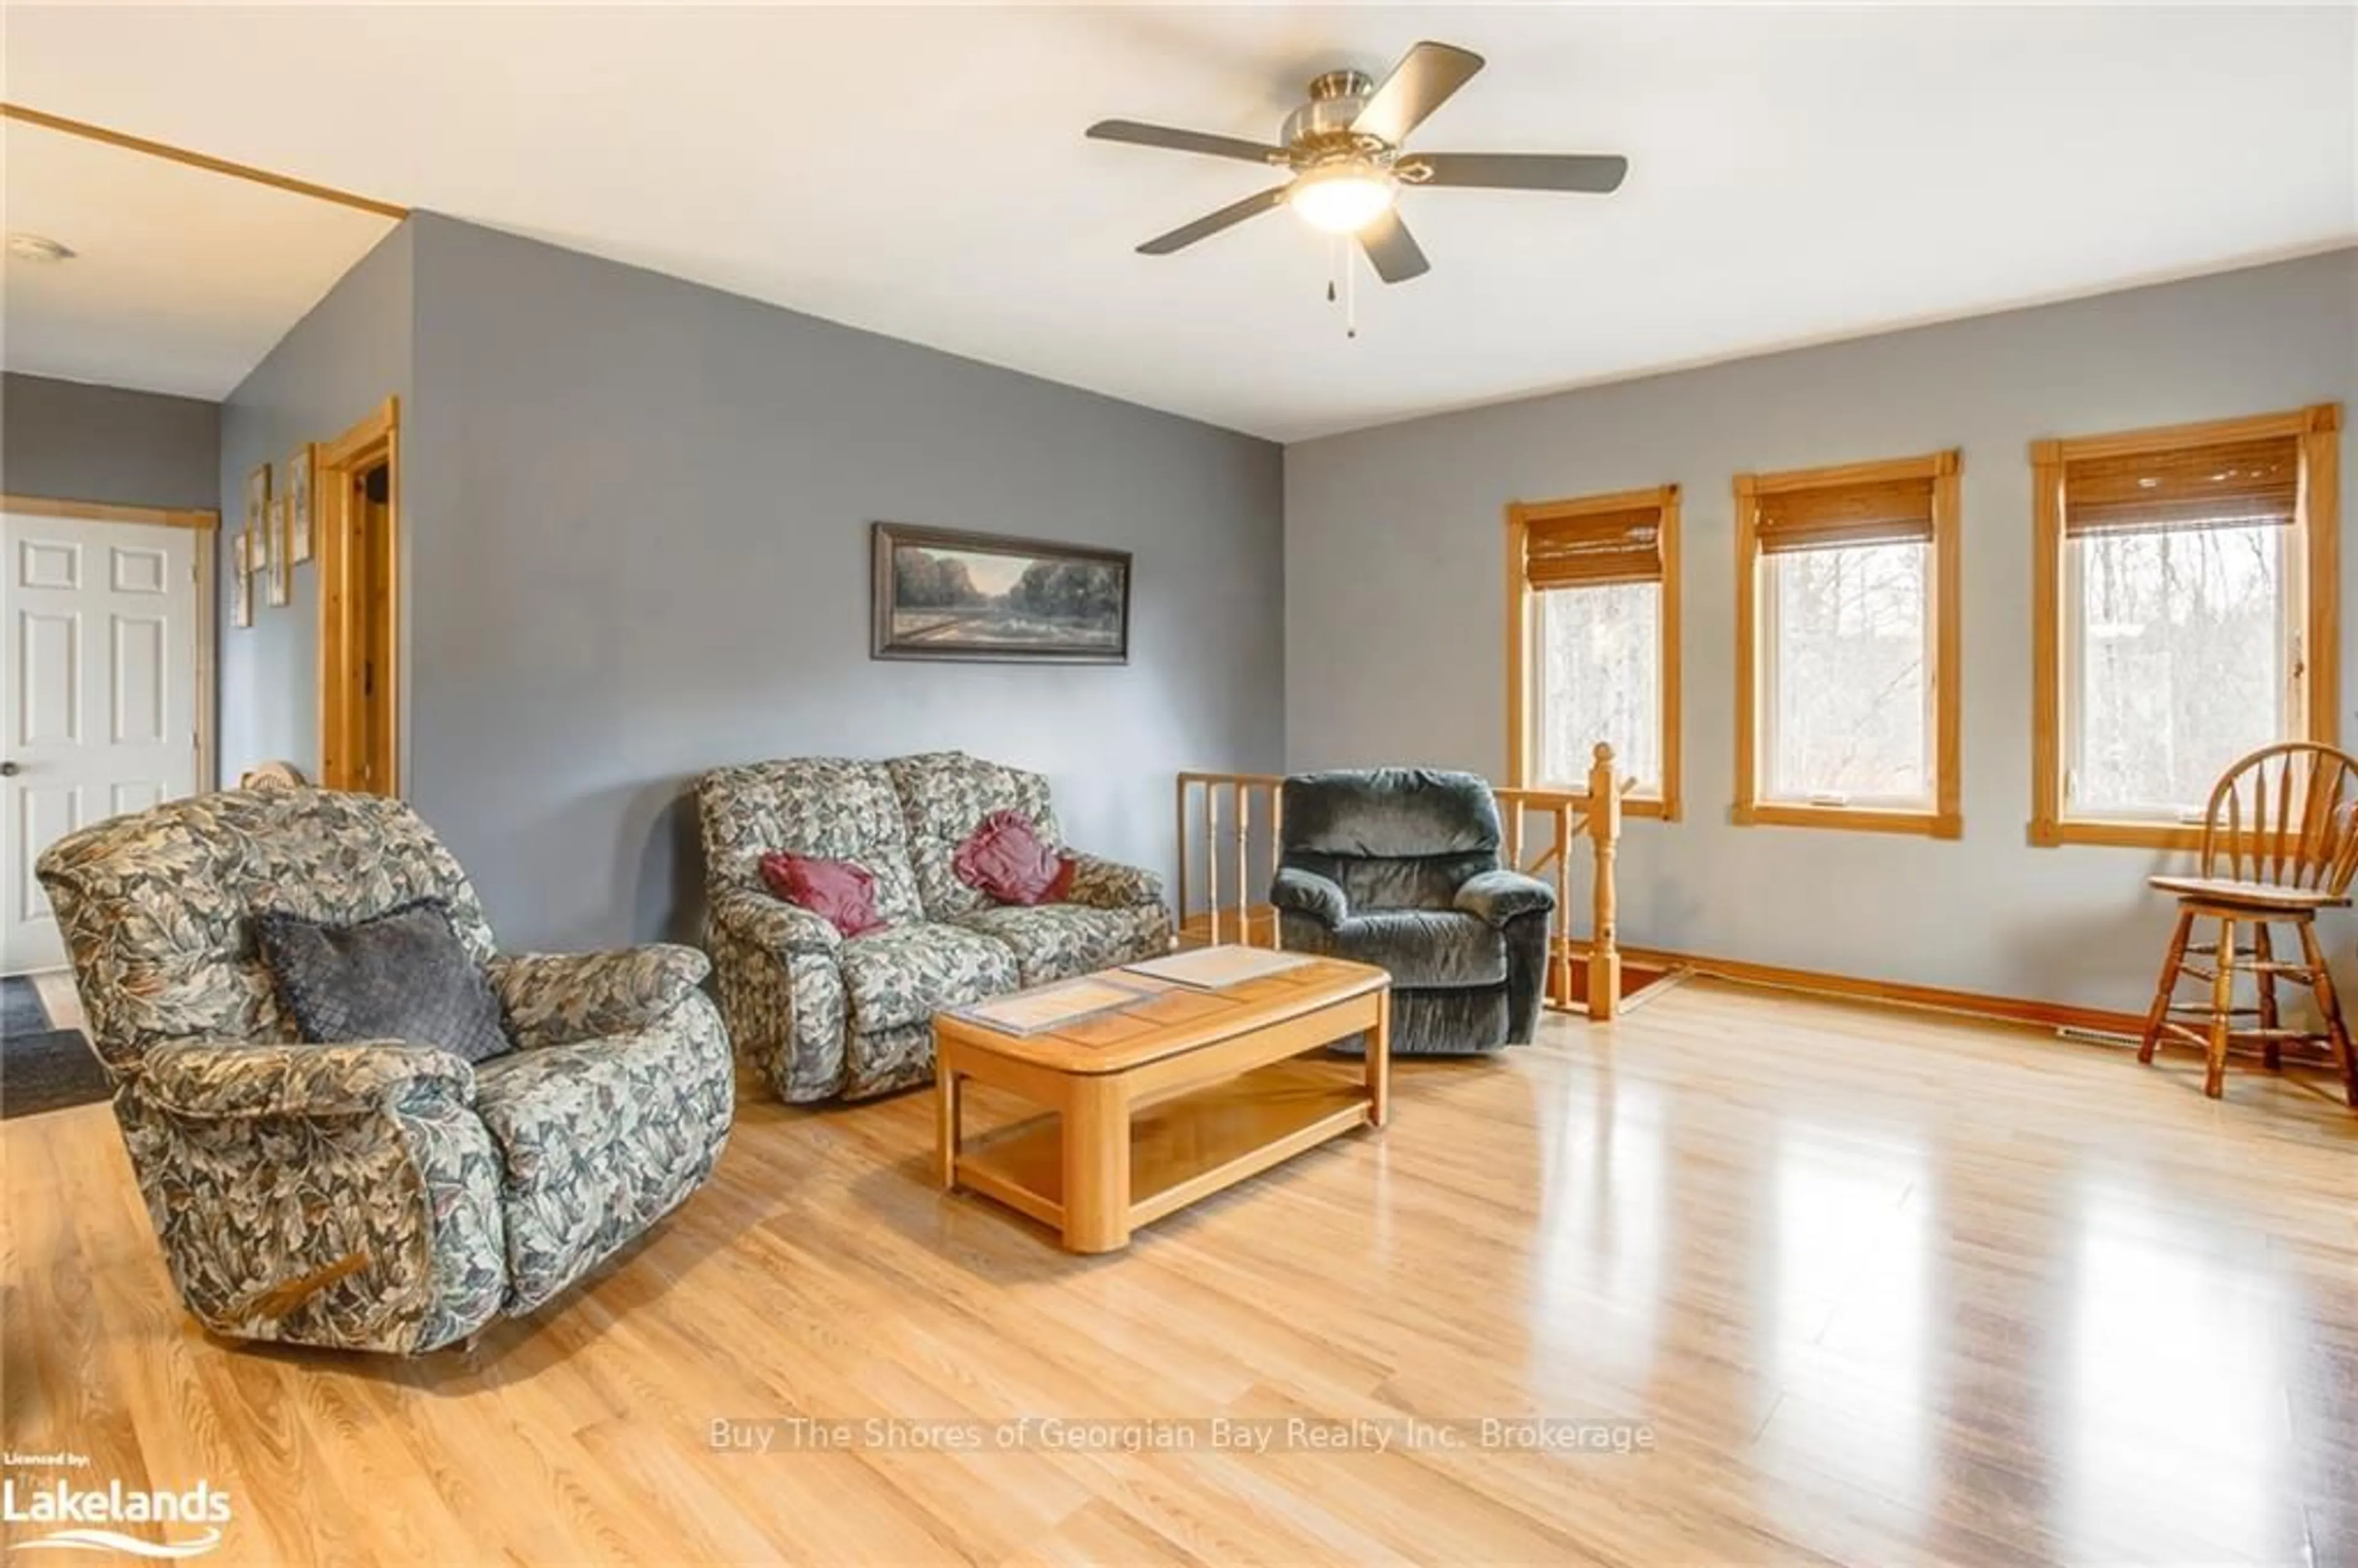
<box><xmin>1270</xmin><ymin>768</ymin><xmax>1557</xmax><ymax>1054</ymax></box>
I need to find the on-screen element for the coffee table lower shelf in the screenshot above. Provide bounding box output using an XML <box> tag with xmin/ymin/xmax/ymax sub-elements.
<box><xmin>950</xmin><ymin>1058</ymin><xmax>1376</xmax><ymax>1249</ymax></box>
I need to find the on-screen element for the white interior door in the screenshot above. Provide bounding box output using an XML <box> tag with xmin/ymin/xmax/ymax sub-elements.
<box><xmin>2</xmin><ymin>513</ymin><xmax>199</xmax><ymax>974</ymax></box>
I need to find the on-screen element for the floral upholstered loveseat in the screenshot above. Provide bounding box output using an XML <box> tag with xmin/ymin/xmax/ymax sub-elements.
<box><xmin>697</xmin><ymin>751</ymin><xmax>1172</xmax><ymax>1102</ymax></box>
<box><xmin>34</xmin><ymin>788</ymin><xmax>734</xmax><ymax>1354</ymax></box>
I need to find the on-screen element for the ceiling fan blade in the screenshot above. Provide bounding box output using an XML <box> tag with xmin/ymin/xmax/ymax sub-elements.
<box><xmin>1352</xmin><ymin>41</ymin><xmax>1485</xmax><ymax>147</ymax></box>
<box><xmin>1358</xmin><ymin>208</ymin><xmax>1430</xmax><ymax>284</ymax></box>
<box><xmin>1087</xmin><ymin>119</ymin><xmax>1284</xmax><ymax>165</ymax></box>
<box><xmin>1137</xmin><ymin>185</ymin><xmax>1293</xmax><ymax>255</ymax></box>
<box><xmin>1411</xmin><ymin>152</ymin><xmax>1630</xmax><ymax>193</ymax></box>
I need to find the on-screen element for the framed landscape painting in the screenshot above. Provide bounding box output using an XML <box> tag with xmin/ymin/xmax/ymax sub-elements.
<box><xmin>871</xmin><ymin>523</ymin><xmax>1131</xmax><ymax>664</ymax></box>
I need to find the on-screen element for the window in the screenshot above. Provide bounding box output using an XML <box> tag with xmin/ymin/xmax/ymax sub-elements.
<box><xmin>1505</xmin><ymin>486</ymin><xmax>1681</xmax><ymax>817</ymax></box>
<box><xmin>2031</xmin><ymin>405</ymin><xmax>2341</xmax><ymax>849</ymax></box>
<box><xmin>1733</xmin><ymin>451</ymin><xmax>1963</xmax><ymax>837</ymax></box>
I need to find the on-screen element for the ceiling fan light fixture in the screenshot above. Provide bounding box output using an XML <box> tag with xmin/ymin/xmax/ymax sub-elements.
<box><xmin>6</xmin><ymin>232</ymin><xmax>75</xmax><ymax>265</ymax></box>
<box><xmin>1288</xmin><ymin>162</ymin><xmax>1397</xmax><ymax>235</ymax></box>
<box><xmin>1091</xmin><ymin>40</ymin><xmax>1627</xmax><ymax>284</ymax></box>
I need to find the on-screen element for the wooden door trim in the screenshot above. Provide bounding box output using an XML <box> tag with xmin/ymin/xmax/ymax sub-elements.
<box><xmin>0</xmin><ymin>492</ymin><xmax>216</xmax><ymax>530</ymax></box>
<box><xmin>0</xmin><ymin>494</ymin><xmax>218</xmax><ymax>793</ymax></box>
<box><xmin>316</xmin><ymin>398</ymin><xmax>401</xmax><ymax>794</ymax></box>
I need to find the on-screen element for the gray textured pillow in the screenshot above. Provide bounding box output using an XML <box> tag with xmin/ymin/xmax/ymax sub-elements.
<box><xmin>255</xmin><ymin>898</ymin><xmax>513</xmax><ymax>1065</ymax></box>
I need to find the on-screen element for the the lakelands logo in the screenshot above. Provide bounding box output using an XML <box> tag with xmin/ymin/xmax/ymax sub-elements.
<box><xmin>4</xmin><ymin>1475</ymin><xmax>232</xmax><ymax>1558</ymax></box>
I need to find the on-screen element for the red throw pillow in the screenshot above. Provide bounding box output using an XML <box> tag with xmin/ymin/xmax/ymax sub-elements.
<box><xmin>759</xmin><ymin>852</ymin><xmax>885</xmax><ymax>938</ymax></box>
<box><xmin>953</xmin><ymin>810</ymin><xmax>1076</xmax><ymax>906</ymax></box>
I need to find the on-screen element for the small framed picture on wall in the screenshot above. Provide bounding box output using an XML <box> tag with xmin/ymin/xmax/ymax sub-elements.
<box><xmin>232</xmin><ymin>549</ymin><xmax>254</xmax><ymax>628</ymax></box>
<box><xmin>265</xmin><ymin>499</ymin><xmax>290</xmax><ymax>607</ymax></box>
<box><xmin>243</xmin><ymin>462</ymin><xmax>270</xmax><ymax>541</ymax></box>
<box><xmin>284</xmin><ymin>443</ymin><xmax>315</xmax><ymax>564</ymax></box>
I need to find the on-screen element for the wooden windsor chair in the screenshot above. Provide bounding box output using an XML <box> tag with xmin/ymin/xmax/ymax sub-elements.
<box><xmin>2138</xmin><ymin>742</ymin><xmax>2358</xmax><ymax>1105</ymax></box>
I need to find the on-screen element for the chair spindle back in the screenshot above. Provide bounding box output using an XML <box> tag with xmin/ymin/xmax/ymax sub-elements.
<box><xmin>2198</xmin><ymin>742</ymin><xmax>2358</xmax><ymax>894</ymax></box>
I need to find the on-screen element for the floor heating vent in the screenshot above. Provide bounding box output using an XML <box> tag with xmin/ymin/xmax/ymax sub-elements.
<box><xmin>2055</xmin><ymin>1025</ymin><xmax>2141</xmax><ymax>1048</ymax></box>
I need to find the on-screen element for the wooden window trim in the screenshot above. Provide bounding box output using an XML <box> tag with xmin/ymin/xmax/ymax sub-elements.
<box><xmin>1732</xmin><ymin>450</ymin><xmax>1963</xmax><ymax>839</ymax></box>
<box><xmin>1504</xmin><ymin>484</ymin><xmax>1681</xmax><ymax>821</ymax></box>
<box><xmin>2029</xmin><ymin>402</ymin><xmax>2341</xmax><ymax>850</ymax></box>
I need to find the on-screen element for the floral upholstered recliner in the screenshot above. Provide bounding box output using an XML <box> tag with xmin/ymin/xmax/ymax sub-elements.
<box><xmin>34</xmin><ymin>787</ymin><xmax>734</xmax><ymax>1354</ymax></box>
<box><xmin>697</xmin><ymin>750</ymin><xmax>1172</xmax><ymax>1102</ymax></box>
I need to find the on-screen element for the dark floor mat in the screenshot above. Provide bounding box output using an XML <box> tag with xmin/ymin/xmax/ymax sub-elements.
<box><xmin>1</xmin><ymin>976</ymin><xmax>49</xmax><ymax>1036</ymax></box>
<box><xmin>2</xmin><ymin>977</ymin><xmax>111</xmax><ymax>1119</ymax></box>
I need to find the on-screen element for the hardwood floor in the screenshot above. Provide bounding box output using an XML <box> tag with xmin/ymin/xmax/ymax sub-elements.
<box><xmin>6</xmin><ymin>980</ymin><xmax>2354</xmax><ymax>1565</ymax></box>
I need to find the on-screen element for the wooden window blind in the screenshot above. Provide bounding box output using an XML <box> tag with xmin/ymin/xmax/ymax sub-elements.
<box><xmin>1504</xmin><ymin>484</ymin><xmax>1684</xmax><ymax>818</ymax></box>
<box><xmin>2062</xmin><ymin>435</ymin><xmax>2300</xmax><ymax>536</ymax></box>
<box><xmin>1520</xmin><ymin>504</ymin><xmax>1665</xmax><ymax>588</ymax></box>
<box><xmin>1753</xmin><ymin>475</ymin><xmax>1936</xmax><ymax>555</ymax></box>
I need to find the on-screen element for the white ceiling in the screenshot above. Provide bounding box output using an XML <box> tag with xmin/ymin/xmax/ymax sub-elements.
<box><xmin>6</xmin><ymin>4</ymin><xmax>2353</xmax><ymax>440</ymax></box>
<box><xmin>1</xmin><ymin>117</ymin><xmax>396</xmax><ymax>400</ymax></box>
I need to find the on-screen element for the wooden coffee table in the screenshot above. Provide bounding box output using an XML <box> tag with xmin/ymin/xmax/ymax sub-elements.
<box><xmin>933</xmin><ymin>953</ymin><xmax>1391</xmax><ymax>1252</ymax></box>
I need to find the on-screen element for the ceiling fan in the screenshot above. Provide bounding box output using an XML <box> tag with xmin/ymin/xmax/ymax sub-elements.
<box><xmin>1086</xmin><ymin>40</ymin><xmax>1628</xmax><ymax>285</ymax></box>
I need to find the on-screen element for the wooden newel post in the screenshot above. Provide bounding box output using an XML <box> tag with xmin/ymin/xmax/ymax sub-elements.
<box><xmin>1586</xmin><ymin>742</ymin><xmax>1622</xmax><ymax>1021</ymax></box>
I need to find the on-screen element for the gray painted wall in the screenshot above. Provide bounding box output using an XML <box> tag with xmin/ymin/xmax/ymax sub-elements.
<box><xmin>1</xmin><ymin>372</ymin><xmax>219</xmax><ymax>510</ymax></box>
<box><xmin>1285</xmin><ymin>249</ymin><xmax>2358</xmax><ymax>1016</ymax></box>
<box><xmin>403</xmin><ymin>214</ymin><xmax>1283</xmax><ymax>952</ymax></box>
<box><xmin>217</xmin><ymin>223</ymin><xmax>413</xmax><ymax>787</ymax></box>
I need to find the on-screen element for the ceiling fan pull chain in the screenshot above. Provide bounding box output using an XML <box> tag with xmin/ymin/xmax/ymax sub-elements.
<box><xmin>1346</xmin><ymin>246</ymin><xmax>1358</xmax><ymax>339</ymax></box>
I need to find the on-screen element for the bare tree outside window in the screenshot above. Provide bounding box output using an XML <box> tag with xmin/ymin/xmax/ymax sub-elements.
<box><xmin>1536</xmin><ymin>583</ymin><xmax>1660</xmax><ymax>793</ymax></box>
<box><xmin>1764</xmin><ymin>541</ymin><xmax>1929</xmax><ymax>802</ymax></box>
<box><xmin>2069</xmin><ymin>522</ymin><xmax>2287</xmax><ymax>815</ymax></box>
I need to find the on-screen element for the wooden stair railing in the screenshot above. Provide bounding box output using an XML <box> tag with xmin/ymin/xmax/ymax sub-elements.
<box><xmin>1173</xmin><ymin>770</ymin><xmax>1285</xmax><ymax>949</ymax></box>
<box><xmin>1496</xmin><ymin>743</ymin><xmax>1627</xmax><ymax>1020</ymax></box>
<box><xmin>1173</xmin><ymin>745</ymin><xmax>1627</xmax><ymax>1019</ymax></box>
